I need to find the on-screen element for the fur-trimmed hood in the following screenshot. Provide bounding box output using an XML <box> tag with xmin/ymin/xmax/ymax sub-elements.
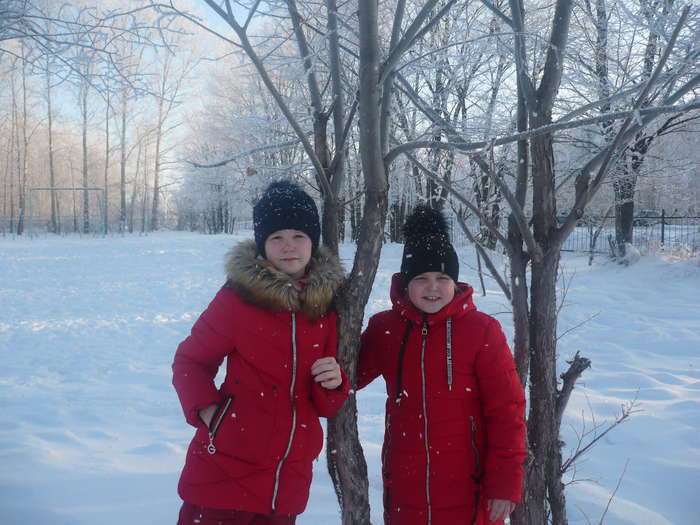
<box><xmin>224</xmin><ymin>240</ymin><xmax>345</xmax><ymax>321</ymax></box>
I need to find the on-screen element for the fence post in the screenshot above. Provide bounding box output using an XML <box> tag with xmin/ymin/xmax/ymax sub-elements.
<box><xmin>28</xmin><ymin>189</ymin><xmax>34</xmax><ymax>238</ymax></box>
<box><xmin>661</xmin><ymin>209</ymin><xmax>665</xmax><ymax>247</ymax></box>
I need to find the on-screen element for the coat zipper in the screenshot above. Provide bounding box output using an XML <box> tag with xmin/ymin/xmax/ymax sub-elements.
<box><xmin>271</xmin><ymin>311</ymin><xmax>298</xmax><ymax>513</ymax></box>
<box><xmin>206</xmin><ymin>396</ymin><xmax>233</xmax><ymax>455</ymax></box>
<box><xmin>446</xmin><ymin>317</ymin><xmax>453</xmax><ymax>391</ymax></box>
<box><xmin>420</xmin><ymin>319</ymin><xmax>432</xmax><ymax>525</ymax></box>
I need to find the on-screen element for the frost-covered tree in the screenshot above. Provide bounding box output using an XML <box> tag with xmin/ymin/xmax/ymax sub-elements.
<box><xmin>154</xmin><ymin>1</ymin><xmax>699</xmax><ymax>524</ymax></box>
<box><xmin>385</xmin><ymin>2</ymin><xmax>700</xmax><ymax>524</ymax></box>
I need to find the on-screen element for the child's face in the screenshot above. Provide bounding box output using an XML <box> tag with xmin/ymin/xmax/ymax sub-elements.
<box><xmin>407</xmin><ymin>272</ymin><xmax>456</xmax><ymax>314</ymax></box>
<box><xmin>264</xmin><ymin>229</ymin><xmax>312</xmax><ymax>279</ymax></box>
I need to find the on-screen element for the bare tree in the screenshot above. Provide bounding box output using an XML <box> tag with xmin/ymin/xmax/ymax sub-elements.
<box><xmin>149</xmin><ymin>41</ymin><xmax>198</xmax><ymax>231</ymax></box>
<box><xmin>576</xmin><ymin>0</ymin><xmax>700</xmax><ymax>257</ymax></box>
<box><xmin>383</xmin><ymin>2</ymin><xmax>699</xmax><ymax>524</ymax></box>
<box><xmin>44</xmin><ymin>42</ymin><xmax>59</xmax><ymax>233</ymax></box>
<box><xmin>159</xmin><ymin>1</ymin><xmax>464</xmax><ymax>522</ymax></box>
<box><xmin>153</xmin><ymin>1</ymin><xmax>699</xmax><ymax>523</ymax></box>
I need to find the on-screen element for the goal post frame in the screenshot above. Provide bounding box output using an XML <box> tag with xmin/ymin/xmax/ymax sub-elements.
<box><xmin>28</xmin><ymin>187</ymin><xmax>106</xmax><ymax>237</ymax></box>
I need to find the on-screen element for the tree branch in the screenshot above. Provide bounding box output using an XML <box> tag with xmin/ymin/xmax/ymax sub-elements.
<box><xmin>286</xmin><ymin>0</ymin><xmax>323</xmax><ymax>112</ymax></box>
<box><xmin>479</xmin><ymin>0</ymin><xmax>513</xmax><ymax>27</ymax></box>
<box><xmin>201</xmin><ymin>0</ymin><xmax>333</xmax><ymax>198</ymax></box>
<box><xmin>188</xmin><ymin>138</ymin><xmax>305</xmax><ymax>168</ymax></box>
<box><xmin>537</xmin><ymin>0</ymin><xmax>574</xmax><ymax>110</ymax></box>
<box><xmin>556</xmin><ymin>351</ymin><xmax>591</xmax><ymax>428</ymax></box>
<box><xmin>386</xmin><ymin>101</ymin><xmax>700</xmax><ymax>165</ymax></box>
<box><xmin>565</xmin><ymin>6</ymin><xmax>695</xmax><ymax>242</ymax></box>
<box><xmin>561</xmin><ymin>395</ymin><xmax>639</xmax><ymax>474</ymax></box>
<box><xmin>507</xmin><ymin>0</ymin><xmax>536</xmax><ymax>108</ymax></box>
<box><xmin>380</xmin><ymin>0</ymin><xmax>452</xmax><ymax>85</ymax></box>
<box><xmin>403</xmin><ymin>152</ymin><xmax>512</xmax><ymax>253</ymax></box>
<box><xmin>454</xmin><ymin>211</ymin><xmax>512</xmax><ymax>300</ymax></box>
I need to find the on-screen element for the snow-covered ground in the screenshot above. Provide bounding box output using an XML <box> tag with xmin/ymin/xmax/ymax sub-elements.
<box><xmin>1</xmin><ymin>232</ymin><xmax>698</xmax><ymax>525</ymax></box>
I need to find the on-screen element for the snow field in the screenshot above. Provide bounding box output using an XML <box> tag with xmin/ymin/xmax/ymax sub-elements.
<box><xmin>0</xmin><ymin>232</ymin><xmax>698</xmax><ymax>524</ymax></box>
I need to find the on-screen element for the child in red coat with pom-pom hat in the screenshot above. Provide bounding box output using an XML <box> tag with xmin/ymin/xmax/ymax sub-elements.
<box><xmin>358</xmin><ymin>205</ymin><xmax>526</xmax><ymax>525</ymax></box>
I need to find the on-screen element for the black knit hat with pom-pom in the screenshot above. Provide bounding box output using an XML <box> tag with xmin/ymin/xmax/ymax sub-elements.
<box><xmin>400</xmin><ymin>205</ymin><xmax>459</xmax><ymax>285</ymax></box>
<box><xmin>253</xmin><ymin>180</ymin><xmax>320</xmax><ymax>257</ymax></box>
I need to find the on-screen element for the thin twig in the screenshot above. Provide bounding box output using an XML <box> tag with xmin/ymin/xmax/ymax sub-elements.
<box><xmin>558</xmin><ymin>312</ymin><xmax>601</xmax><ymax>341</ymax></box>
<box><xmin>453</xmin><ymin>209</ymin><xmax>512</xmax><ymax>300</ymax></box>
<box><xmin>561</xmin><ymin>394</ymin><xmax>640</xmax><ymax>473</ymax></box>
<box><xmin>598</xmin><ymin>459</ymin><xmax>630</xmax><ymax>525</ymax></box>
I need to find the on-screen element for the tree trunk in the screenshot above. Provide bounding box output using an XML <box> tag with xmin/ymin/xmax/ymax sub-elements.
<box><xmin>141</xmin><ymin>141</ymin><xmax>149</xmax><ymax>234</ymax></box>
<box><xmin>508</xmin><ymin>221</ymin><xmax>530</xmax><ymax>389</ymax></box>
<box><xmin>10</xmin><ymin>74</ymin><xmax>18</xmax><ymax>234</ymax></box>
<box><xmin>523</xmin><ymin>251</ymin><xmax>563</xmax><ymax>525</ymax></box>
<box><xmin>613</xmin><ymin>172</ymin><xmax>635</xmax><ymax>254</ymax></box>
<box><xmin>17</xmin><ymin>54</ymin><xmax>29</xmax><ymax>235</ymax></box>
<box><xmin>120</xmin><ymin>92</ymin><xmax>128</xmax><ymax>233</ymax></box>
<box><xmin>151</xmin><ymin>93</ymin><xmax>165</xmax><ymax>232</ymax></box>
<box><xmin>523</xmin><ymin>121</ymin><xmax>568</xmax><ymax>525</ymax></box>
<box><xmin>82</xmin><ymin>83</ymin><xmax>90</xmax><ymax>234</ymax></box>
<box><xmin>2</xmin><ymin>133</ymin><xmax>11</xmax><ymax>233</ymax></box>
<box><xmin>326</xmin><ymin>0</ymin><xmax>347</xmax><ymax>248</ymax></box>
<box><xmin>330</xmin><ymin>184</ymin><xmax>388</xmax><ymax>525</ymax></box>
<box><xmin>348</xmin><ymin>169</ymin><xmax>361</xmax><ymax>242</ymax></box>
<box><xmin>511</xmin><ymin>78</ymin><xmax>531</xmax><ymax>379</ymax></box>
<box><xmin>129</xmin><ymin>139</ymin><xmax>142</xmax><ymax>234</ymax></box>
<box><xmin>104</xmin><ymin>90</ymin><xmax>110</xmax><ymax>234</ymax></box>
<box><xmin>46</xmin><ymin>57</ymin><xmax>59</xmax><ymax>234</ymax></box>
<box><xmin>70</xmin><ymin>161</ymin><xmax>78</xmax><ymax>233</ymax></box>
<box><xmin>327</xmin><ymin>3</ymin><xmax>389</xmax><ymax>523</ymax></box>
<box><xmin>322</xmin><ymin>192</ymin><xmax>340</xmax><ymax>255</ymax></box>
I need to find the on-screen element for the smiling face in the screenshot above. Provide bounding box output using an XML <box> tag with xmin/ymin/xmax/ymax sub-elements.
<box><xmin>407</xmin><ymin>271</ymin><xmax>456</xmax><ymax>314</ymax></box>
<box><xmin>264</xmin><ymin>229</ymin><xmax>313</xmax><ymax>279</ymax></box>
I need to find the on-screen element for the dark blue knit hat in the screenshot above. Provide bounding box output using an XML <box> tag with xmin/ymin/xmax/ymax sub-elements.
<box><xmin>253</xmin><ymin>180</ymin><xmax>321</xmax><ymax>257</ymax></box>
<box><xmin>400</xmin><ymin>205</ymin><xmax>459</xmax><ymax>285</ymax></box>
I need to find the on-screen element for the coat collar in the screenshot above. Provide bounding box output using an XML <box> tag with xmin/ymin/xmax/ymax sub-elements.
<box><xmin>225</xmin><ymin>240</ymin><xmax>345</xmax><ymax>321</ymax></box>
<box><xmin>389</xmin><ymin>272</ymin><xmax>475</xmax><ymax>325</ymax></box>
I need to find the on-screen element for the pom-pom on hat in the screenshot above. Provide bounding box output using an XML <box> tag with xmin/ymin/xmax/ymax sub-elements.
<box><xmin>400</xmin><ymin>204</ymin><xmax>459</xmax><ymax>285</ymax></box>
<box><xmin>253</xmin><ymin>180</ymin><xmax>321</xmax><ymax>257</ymax></box>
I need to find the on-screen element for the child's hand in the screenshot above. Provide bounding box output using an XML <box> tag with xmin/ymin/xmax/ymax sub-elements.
<box><xmin>198</xmin><ymin>404</ymin><xmax>217</xmax><ymax>428</ymax></box>
<box><xmin>487</xmin><ymin>499</ymin><xmax>516</xmax><ymax>521</ymax></box>
<box><xmin>311</xmin><ymin>357</ymin><xmax>342</xmax><ymax>389</ymax></box>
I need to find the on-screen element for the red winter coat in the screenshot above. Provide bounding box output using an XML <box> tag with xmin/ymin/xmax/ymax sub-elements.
<box><xmin>173</xmin><ymin>241</ymin><xmax>349</xmax><ymax>516</ymax></box>
<box><xmin>358</xmin><ymin>274</ymin><xmax>526</xmax><ymax>525</ymax></box>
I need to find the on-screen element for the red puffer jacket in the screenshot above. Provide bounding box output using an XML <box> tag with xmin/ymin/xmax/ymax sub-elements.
<box><xmin>173</xmin><ymin>241</ymin><xmax>349</xmax><ymax>516</ymax></box>
<box><xmin>358</xmin><ymin>274</ymin><xmax>526</xmax><ymax>525</ymax></box>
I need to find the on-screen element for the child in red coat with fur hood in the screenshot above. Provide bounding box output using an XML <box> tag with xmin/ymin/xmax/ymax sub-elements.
<box><xmin>358</xmin><ymin>205</ymin><xmax>526</xmax><ymax>525</ymax></box>
<box><xmin>173</xmin><ymin>181</ymin><xmax>349</xmax><ymax>525</ymax></box>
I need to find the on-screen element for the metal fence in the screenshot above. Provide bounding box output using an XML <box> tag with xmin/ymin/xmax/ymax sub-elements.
<box><xmin>561</xmin><ymin>212</ymin><xmax>700</xmax><ymax>255</ymax></box>
<box><xmin>448</xmin><ymin>211</ymin><xmax>700</xmax><ymax>256</ymax></box>
<box><xmin>3</xmin><ymin>208</ymin><xmax>699</xmax><ymax>256</ymax></box>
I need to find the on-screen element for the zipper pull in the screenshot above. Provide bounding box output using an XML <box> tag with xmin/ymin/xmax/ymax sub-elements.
<box><xmin>207</xmin><ymin>433</ymin><xmax>216</xmax><ymax>455</ymax></box>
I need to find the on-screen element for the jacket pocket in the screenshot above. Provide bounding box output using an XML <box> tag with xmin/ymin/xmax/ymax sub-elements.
<box><xmin>292</xmin><ymin>415</ymin><xmax>324</xmax><ymax>461</ymax></box>
<box><xmin>469</xmin><ymin>415</ymin><xmax>482</xmax><ymax>481</ymax></box>
<box><xmin>208</xmin><ymin>385</ymin><xmax>277</xmax><ymax>464</ymax></box>
<box><xmin>205</xmin><ymin>396</ymin><xmax>234</xmax><ymax>455</ymax></box>
<box><xmin>432</xmin><ymin>368</ymin><xmax>478</xmax><ymax>400</ymax></box>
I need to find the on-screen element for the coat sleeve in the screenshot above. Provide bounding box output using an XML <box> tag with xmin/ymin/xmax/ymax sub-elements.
<box><xmin>172</xmin><ymin>287</ymin><xmax>237</xmax><ymax>427</ymax></box>
<box><xmin>356</xmin><ymin>315</ymin><xmax>383</xmax><ymax>390</ymax></box>
<box><xmin>474</xmin><ymin>318</ymin><xmax>527</xmax><ymax>503</ymax></box>
<box><xmin>311</xmin><ymin>311</ymin><xmax>350</xmax><ymax>418</ymax></box>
